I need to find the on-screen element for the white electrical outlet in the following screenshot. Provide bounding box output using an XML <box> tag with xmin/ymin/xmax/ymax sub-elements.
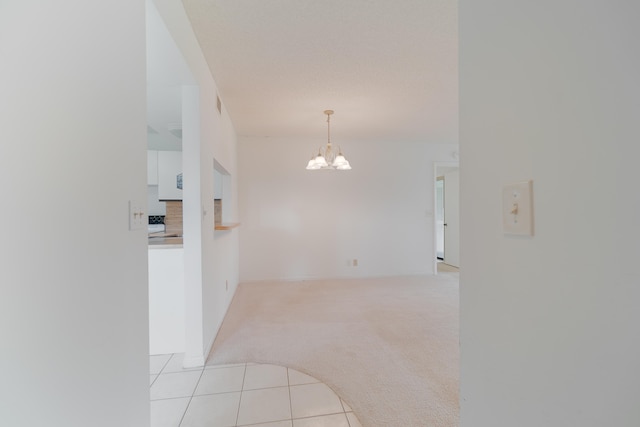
<box><xmin>353</xmin><ymin>259</ymin><xmax>358</xmax><ymax>267</ymax></box>
<box><xmin>129</xmin><ymin>200</ymin><xmax>146</xmax><ymax>231</ymax></box>
<box><xmin>502</xmin><ymin>181</ymin><xmax>533</xmax><ymax>236</ymax></box>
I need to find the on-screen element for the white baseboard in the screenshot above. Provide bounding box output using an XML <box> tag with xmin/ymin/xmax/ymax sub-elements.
<box><xmin>182</xmin><ymin>354</ymin><xmax>205</xmax><ymax>368</ymax></box>
<box><xmin>240</xmin><ymin>272</ymin><xmax>433</xmax><ymax>284</ymax></box>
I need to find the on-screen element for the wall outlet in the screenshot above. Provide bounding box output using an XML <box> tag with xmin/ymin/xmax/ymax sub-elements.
<box><xmin>225</xmin><ymin>280</ymin><xmax>228</xmax><ymax>291</ymax></box>
<box><xmin>353</xmin><ymin>259</ymin><xmax>358</xmax><ymax>267</ymax></box>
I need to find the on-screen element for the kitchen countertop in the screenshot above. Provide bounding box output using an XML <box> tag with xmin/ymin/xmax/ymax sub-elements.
<box><xmin>148</xmin><ymin>232</ymin><xmax>183</xmax><ymax>248</ymax></box>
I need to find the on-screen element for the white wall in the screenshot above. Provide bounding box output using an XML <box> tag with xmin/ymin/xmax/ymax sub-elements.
<box><xmin>460</xmin><ymin>2</ymin><xmax>640</xmax><ymax>426</ymax></box>
<box><xmin>157</xmin><ymin>150</ymin><xmax>183</xmax><ymax>200</ymax></box>
<box><xmin>0</xmin><ymin>1</ymin><xmax>148</xmax><ymax>426</ymax></box>
<box><xmin>147</xmin><ymin>185</ymin><xmax>166</xmax><ymax>215</ymax></box>
<box><xmin>153</xmin><ymin>0</ymin><xmax>240</xmax><ymax>366</ymax></box>
<box><xmin>238</xmin><ymin>137</ymin><xmax>459</xmax><ymax>282</ymax></box>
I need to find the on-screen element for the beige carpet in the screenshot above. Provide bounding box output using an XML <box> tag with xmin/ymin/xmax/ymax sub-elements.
<box><xmin>437</xmin><ymin>262</ymin><xmax>460</xmax><ymax>274</ymax></box>
<box><xmin>207</xmin><ymin>275</ymin><xmax>459</xmax><ymax>427</ymax></box>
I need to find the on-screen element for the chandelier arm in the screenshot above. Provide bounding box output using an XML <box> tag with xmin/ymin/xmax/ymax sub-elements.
<box><xmin>328</xmin><ymin>113</ymin><xmax>331</xmax><ymax>146</ymax></box>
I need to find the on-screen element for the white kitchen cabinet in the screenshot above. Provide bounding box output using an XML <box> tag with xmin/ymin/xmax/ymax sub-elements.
<box><xmin>147</xmin><ymin>150</ymin><xmax>158</xmax><ymax>185</ymax></box>
<box><xmin>148</xmin><ymin>246</ymin><xmax>185</xmax><ymax>355</ymax></box>
<box><xmin>157</xmin><ymin>151</ymin><xmax>183</xmax><ymax>201</ymax></box>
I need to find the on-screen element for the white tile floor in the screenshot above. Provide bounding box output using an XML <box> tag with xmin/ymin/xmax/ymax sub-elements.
<box><xmin>150</xmin><ymin>354</ymin><xmax>362</xmax><ymax>427</ymax></box>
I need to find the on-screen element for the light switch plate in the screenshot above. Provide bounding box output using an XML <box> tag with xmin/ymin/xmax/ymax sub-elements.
<box><xmin>129</xmin><ymin>200</ymin><xmax>146</xmax><ymax>231</ymax></box>
<box><xmin>502</xmin><ymin>180</ymin><xmax>533</xmax><ymax>236</ymax></box>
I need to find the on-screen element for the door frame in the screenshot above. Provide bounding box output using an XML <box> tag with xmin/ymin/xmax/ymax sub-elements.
<box><xmin>433</xmin><ymin>161</ymin><xmax>459</xmax><ymax>274</ymax></box>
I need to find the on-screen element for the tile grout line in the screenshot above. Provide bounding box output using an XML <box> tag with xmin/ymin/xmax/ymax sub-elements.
<box><xmin>177</xmin><ymin>369</ymin><xmax>206</xmax><ymax>426</ymax></box>
<box><xmin>237</xmin><ymin>417</ymin><xmax>293</xmax><ymax>427</ymax></box>
<box><xmin>149</xmin><ymin>395</ymin><xmax>196</xmax><ymax>403</ymax></box>
<box><xmin>149</xmin><ymin>354</ymin><xmax>172</xmax><ymax>392</ymax></box>
<box><xmin>152</xmin><ymin>360</ymin><xmax>357</xmax><ymax>427</ymax></box>
<box><xmin>177</xmin><ymin>354</ymin><xmax>206</xmax><ymax>427</ymax></box>
<box><xmin>161</xmin><ymin>354</ymin><xmax>173</xmax><ymax>374</ymax></box>
<box><xmin>240</xmin><ymin>384</ymin><xmax>295</xmax><ymax>393</ymax></box>
<box><xmin>149</xmin><ymin>355</ymin><xmax>171</xmax><ymax>377</ymax></box>
<box><xmin>234</xmin><ymin>363</ymin><xmax>248</xmax><ymax>427</ymax></box>
<box><xmin>345</xmin><ymin>410</ymin><xmax>353</xmax><ymax>427</ymax></box>
<box><xmin>150</xmin><ymin>387</ymin><xmax>243</xmax><ymax>402</ymax></box>
<box><xmin>158</xmin><ymin>354</ymin><xmax>173</xmax><ymax>375</ymax></box>
<box><xmin>341</xmin><ymin>396</ymin><xmax>354</xmax><ymax>427</ymax></box>
<box><xmin>287</xmin><ymin>368</ymin><xmax>293</xmax><ymax>424</ymax></box>
<box><xmin>149</xmin><ymin>373</ymin><xmax>159</xmax><ymax>388</ymax></box>
<box><xmin>291</xmin><ymin>411</ymin><xmax>349</xmax><ymax>421</ymax></box>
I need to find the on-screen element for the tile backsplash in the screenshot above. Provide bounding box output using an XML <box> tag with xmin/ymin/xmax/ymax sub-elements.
<box><xmin>148</xmin><ymin>215</ymin><xmax>165</xmax><ymax>225</ymax></box>
<box><xmin>214</xmin><ymin>199</ymin><xmax>222</xmax><ymax>224</ymax></box>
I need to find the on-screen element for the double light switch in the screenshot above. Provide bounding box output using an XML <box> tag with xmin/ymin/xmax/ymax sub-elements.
<box><xmin>129</xmin><ymin>200</ymin><xmax>146</xmax><ymax>231</ymax></box>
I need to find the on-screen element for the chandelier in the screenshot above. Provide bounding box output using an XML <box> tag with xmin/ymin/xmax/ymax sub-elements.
<box><xmin>306</xmin><ymin>110</ymin><xmax>352</xmax><ymax>170</ymax></box>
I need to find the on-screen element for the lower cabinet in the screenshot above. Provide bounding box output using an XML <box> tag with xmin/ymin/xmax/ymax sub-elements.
<box><xmin>148</xmin><ymin>246</ymin><xmax>185</xmax><ymax>355</ymax></box>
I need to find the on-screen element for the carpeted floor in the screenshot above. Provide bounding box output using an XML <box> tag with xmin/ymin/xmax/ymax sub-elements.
<box><xmin>206</xmin><ymin>275</ymin><xmax>460</xmax><ymax>427</ymax></box>
<box><xmin>437</xmin><ymin>262</ymin><xmax>460</xmax><ymax>273</ymax></box>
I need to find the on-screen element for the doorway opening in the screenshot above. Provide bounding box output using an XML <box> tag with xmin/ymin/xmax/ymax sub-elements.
<box><xmin>146</xmin><ymin>0</ymin><xmax>203</xmax><ymax>368</ymax></box>
<box><xmin>434</xmin><ymin>163</ymin><xmax>460</xmax><ymax>274</ymax></box>
<box><xmin>436</xmin><ymin>176</ymin><xmax>445</xmax><ymax>261</ymax></box>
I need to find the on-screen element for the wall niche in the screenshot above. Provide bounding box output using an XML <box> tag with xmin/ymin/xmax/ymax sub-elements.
<box><xmin>214</xmin><ymin>159</ymin><xmax>238</xmax><ymax>231</ymax></box>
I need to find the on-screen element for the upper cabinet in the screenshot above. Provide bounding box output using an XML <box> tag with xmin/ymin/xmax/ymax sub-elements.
<box><xmin>157</xmin><ymin>151</ymin><xmax>183</xmax><ymax>201</ymax></box>
<box><xmin>147</xmin><ymin>150</ymin><xmax>159</xmax><ymax>185</ymax></box>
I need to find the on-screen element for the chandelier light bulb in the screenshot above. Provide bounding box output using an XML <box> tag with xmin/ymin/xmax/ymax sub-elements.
<box><xmin>315</xmin><ymin>152</ymin><xmax>328</xmax><ymax>168</ymax></box>
<box><xmin>337</xmin><ymin>160</ymin><xmax>351</xmax><ymax>170</ymax></box>
<box><xmin>306</xmin><ymin>156</ymin><xmax>320</xmax><ymax>170</ymax></box>
<box><xmin>332</xmin><ymin>149</ymin><xmax>348</xmax><ymax>167</ymax></box>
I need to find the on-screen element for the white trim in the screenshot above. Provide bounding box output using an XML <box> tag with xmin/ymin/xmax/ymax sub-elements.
<box><xmin>182</xmin><ymin>354</ymin><xmax>205</xmax><ymax>368</ymax></box>
<box><xmin>239</xmin><ymin>273</ymin><xmax>435</xmax><ymax>285</ymax></box>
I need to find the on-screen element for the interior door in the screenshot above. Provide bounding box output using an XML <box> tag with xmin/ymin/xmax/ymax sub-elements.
<box><xmin>443</xmin><ymin>170</ymin><xmax>460</xmax><ymax>268</ymax></box>
<box><xmin>436</xmin><ymin>177</ymin><xmax>445</xmax><ymax>259</ymax></box>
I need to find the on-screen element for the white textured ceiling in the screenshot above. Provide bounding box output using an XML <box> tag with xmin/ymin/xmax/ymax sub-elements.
<box><xmin>182</xmin><ymin>0</ymin><xmax>458</xmax><ymax>144</ymax></box>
